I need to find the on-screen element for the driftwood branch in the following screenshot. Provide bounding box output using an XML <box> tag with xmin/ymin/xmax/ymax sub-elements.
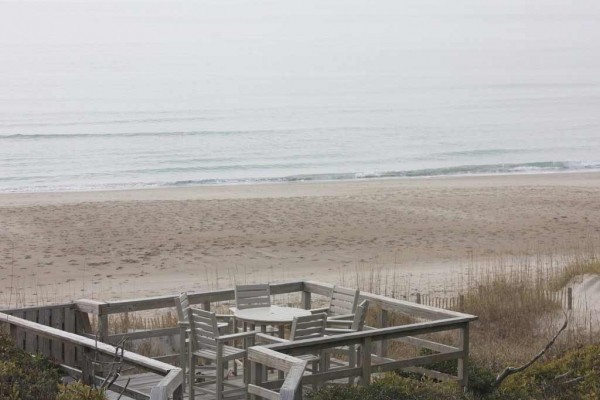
<box><xmin>100</xmin><ymin>337</ymin><xmax>128</xmax><ymax>390</ymax></box>
<box><xmin>561</xmin><ymin>376</ymin><xmax>584</xmax><ymax>386</ymax></box>
<box><xmin>116</xmin><ymin>377</ymin><xmax>131</xmax><ymax>400</ymax></box>
<box><xmin>493</xmin><ymin>314</ymin><xmax>568</xmax><ymax>388</ymax></box>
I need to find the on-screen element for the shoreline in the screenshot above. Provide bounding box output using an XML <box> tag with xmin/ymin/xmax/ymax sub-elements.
<box><xmin>1</xmin><ymin>170</ymin><xmax>600</xmax><ymax>206</ymax></box>
<box><xmin>1</xmin><ymin>171</ymin><xmax>599</xmax><ymax>307</ymax></box>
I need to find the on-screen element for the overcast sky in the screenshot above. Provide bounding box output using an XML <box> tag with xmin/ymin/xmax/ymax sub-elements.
<box><xmin>1</xmin><ymin>0</ymin><xmax>600</xmax><ymax>112</ymax></box>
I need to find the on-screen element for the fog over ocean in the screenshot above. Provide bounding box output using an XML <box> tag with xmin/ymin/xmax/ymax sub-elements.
<box><xmin>1</xmin><ymin>0</ymin><xmax>600</xmax><ymax>192</ymax></box>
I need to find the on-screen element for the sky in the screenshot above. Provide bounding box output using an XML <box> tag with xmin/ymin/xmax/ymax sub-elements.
<box><xmin>1</xmin><ymin>0</ymin><xmax>600</xmax><ymax>112</ymax></box>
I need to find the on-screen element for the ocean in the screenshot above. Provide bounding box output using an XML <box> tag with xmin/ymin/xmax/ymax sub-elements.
<box><xmin>1</xmin><ymin>0</ymin><xmax>600</xmax><ymax>192</ymax></box>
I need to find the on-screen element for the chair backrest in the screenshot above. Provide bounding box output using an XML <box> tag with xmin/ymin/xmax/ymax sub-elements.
<box><xmin>175</xmin><ymin>292</ymin><xmax>190</xmax><ymax>323</ymax></box>
<box><xmin>328</xmin><ymin>286</ymin><xmax>360</xmax><ymax>316</ymax></box>
<box><xmin>351</xmin><ymin>300</ymin><xmax>369</xmax><ymax>332</ymax></box>
<box><xmin>235</xmin><ymin>284</ymin><xmax>271</xmax><ymax>310</ymax></box>
<box><xmin>289</xmin><ymin>313</ymin><xmax>327</xmax><ymax>341</ymax></box>
<box><xmin>187</xmin><ymin>307</ymin><xmax>219</xmax><ymax>352</ymax></box>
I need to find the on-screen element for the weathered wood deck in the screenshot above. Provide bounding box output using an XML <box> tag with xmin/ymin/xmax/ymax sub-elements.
<box><xmin>1</xmin><ymin>280</ymin><xmax>477</xmax><ymax>400</ymax></box>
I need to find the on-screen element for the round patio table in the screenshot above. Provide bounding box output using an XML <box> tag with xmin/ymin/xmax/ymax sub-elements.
<box><xmin>232</xmin><ymin>305</ymin><xmax>312</xmax><ymax>336</ymax></box>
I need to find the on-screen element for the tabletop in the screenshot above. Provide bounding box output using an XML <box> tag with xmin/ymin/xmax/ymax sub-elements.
<box><xmin>232</xmin><ymin>305</ymin><xmax>311</xmax><ymax>325</ymax></box>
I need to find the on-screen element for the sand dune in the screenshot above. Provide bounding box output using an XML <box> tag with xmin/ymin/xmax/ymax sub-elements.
<box><xmin>568</xmin><ymin>274</ymin><xmax>600</xmax><ymax>330</ymax></box>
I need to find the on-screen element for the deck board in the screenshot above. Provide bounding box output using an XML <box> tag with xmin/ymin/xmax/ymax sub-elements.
<box><xmin>110</xmin><ymin>370</ymin><xmax>248</xmax><ymax>400</ymax></box>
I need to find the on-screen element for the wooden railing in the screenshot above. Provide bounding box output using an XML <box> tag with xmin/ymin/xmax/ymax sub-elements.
<box><xmin>264</xmin><ymin>317</ymin><xmax>470</xmax><ymax>386</ymax></box>
<box><xmin>247</xmin><ymin>346</ymin><xmax>308</xmax><ymax>400</ymax></box>
<box><xmin>1</xmin><ymin>280</ymin><xmax>477</xmax><ymax>399</ymax></box>
<box><xmin>0</xmin><ymin>311</ymin><xmax>183</xmax><ymax>400</ymax></box>
<box><xmin>2</xmin><ymin>303</ymin><xmax>82</xmax><ymax>365</ymax></box>
<box><xmin>75</xmin><ymin>281</ymin><xmax>305</xmax><ymax>345</ymax></box>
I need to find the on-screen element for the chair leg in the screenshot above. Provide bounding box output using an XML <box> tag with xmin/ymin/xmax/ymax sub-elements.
<box><xmin>216</xmin><ymin>358</ymin><xmax>224</xmax><ymax>400</ymax></box>
<box><xmin>189</xmin><ymin>354</ymin><xmax>195</xmax><ymax>399</ymax></box>
<box><xmin>319</xmin><ymin>350</ymin><xmax>327</xmax><ymax>373</ymax></box>
<box><xmin>243</xmin><ymin>356</ymin><xmax>248</xmax><ymax>386</ymax></box>
<box><xmin>349</xmin><ymin>345</ymin><xmax>356</xmax><ymax>385</ymax></box>
<box><xmin>311</xmin><ymin>360</ymin><xmax>318</xmax><ymax>391</ymax></box>
<box><xmin>180</xmin><ymin>333</ymin><xmax>186</xmax><ymax>390</ymax></box>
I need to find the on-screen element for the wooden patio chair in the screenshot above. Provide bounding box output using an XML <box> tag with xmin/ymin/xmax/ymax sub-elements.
<box><xmin>325</xmin><ymin>299</ymin><xmax>369</xmax><ymax>333</ymax></box>
<box><xmin>233</xmin><ymin>283</ymin><xmax>272</xmax><ymax>332</ymax></box>
<box><xmin>310</xmin><ymin>285</ymin><xmax>360</xmax><ymax>321</ymax></box>
<box><xmin>175</xmin><ymin>292</ymin><xmax>233</xmax><ymax>328</ymax></box>
<box><xmin>187</xmin><ymin>307</ymin><xmax>256</xmax><ymax>400</ymax></box>
<box><xmin>174</xmin><ymin>292</ymin><xmax>232</xmax><ymax>389</ymax></box>
<box><xmin>256</xmin><ymin>313</ymin><xmax>328</xmax><ymax>390</ymax></box>
<box><xmin>234</xmin><ymin>283</ymin><xmax>271</xmax><ymax>310</ymax></box>
<box><xmin>324</xmin><ymin>299</ymin><xmax>369</xmax><ymax>384</ymax></box>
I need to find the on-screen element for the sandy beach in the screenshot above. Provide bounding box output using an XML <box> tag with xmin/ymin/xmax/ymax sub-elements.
<box><xmin>1</xmin><ymin>172</ymin><xmax>600</xmax><ymax>307</ymax></box>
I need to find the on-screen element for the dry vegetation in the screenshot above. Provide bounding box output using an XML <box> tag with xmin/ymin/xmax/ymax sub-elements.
<box><xmin>338</xmin><ymin>247</ymin><xmax>600</xmax><ymax>373</ymax></box>
<box><xmin>3</xmin><ymin>240</ymin><xmax>600</xmax><ymax>397</ymax></box>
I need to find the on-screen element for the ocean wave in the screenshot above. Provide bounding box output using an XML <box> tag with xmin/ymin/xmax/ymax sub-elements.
<box><xmin>167</xmin><ymin>161</ymin><xmax>600</xmax><ymax>187</ymax></box>
<box><xmin>430</xmin><ymin>148</ymin><xmax>531</xmax><ymax>158</ymax></box>
<box><xmin>0</xmin><ymin>116</ymin><xmax>217</xmax><ymax>128</ymax></box>
<box><xmin>2</xmin><ymin>161</ymin><xmax>599</xmax><ymax>193</ymax></box>
<box><xmin>0</xmin><ymin>126</ymin><xmax>393</xmax><ymax>140</ymax></box>
<box><xmin>0</xmin><ymin>130</ymin><xmax>281</xmax><ymax>140</ymax></box>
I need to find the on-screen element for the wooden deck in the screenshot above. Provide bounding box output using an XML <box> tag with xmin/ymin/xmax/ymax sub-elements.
<box><xmin>109</xmin><ymin>359</ymin><xmax>355</xmax><ymax>400</ymax></box>
<box><xmin>110</xmin><ymin>370</ymin><xmax>250</xmax><ymax>400</ymax></box>
<box><xmin>1</xmin><ymin>280</ymin><xmax>477</xmax><ymax>400</ymax></box>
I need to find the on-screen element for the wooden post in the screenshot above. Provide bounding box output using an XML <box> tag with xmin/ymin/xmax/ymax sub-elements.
<box><xmin>301</xmin><ymin>291</ymin><xmax>311</xmax><ymax>310</ymax></box>
<box><xmin>458</xmin><ymin>323</ymin><xmax>469</xmax><ymax>390</ymax></box>
<box><xmin>98</xmin><ymin>314</ymin><xmax>109</xmax><ymax>343</ymax></box>
<box><xmin>415</xmin><ymin>292</ymin><xmax>421</xmax><ymax>304</ymax></box>
<box><xmin>173</xmin><ymin>384</ymin><xmax>183</xmax><ymax>400</ymax></box>
<box><xmin>250</xmin><ymin>360</ymin><xmax>262</xmax><ymax>400</ymax></box>
<box><xmin>25</xmin><ymin>310</ymin><xmax>38</xmax><ymax>353</ymax></box>
<box><xmin>361</xmin><ymin>337</ymin><xmax>372</xmax><ymax>385</ymax></box>
<box><xmin>51</xmin><ymin>308</ymin><xmax>65</xmax><ymax>362</ymax></box>
<box><xmin>75</xmin><ymin>310</ymin><xmax>92</xmax><ymax>367</ymax></box>
<box><xmin>9</xmin><ymin>323</ymin><xmax>19</xmax><ymax>347</ymax></box>
<box><xmin>567</xmin><ymin>288</ymin><xmax>573</xmax><ymax>310</ymax></box>
<box><xmin>10</xmin><ymin>311</ymin><xmax>25</xmax><ymax>349</ymax></box>
<box><xmin>64</xmin><ymin>308</ymin><xmax>77</xmax><ymax>366</ymax></box>
<box><xmin>377</xmin><ymin>309</ymin><xmax>388</xmax><ymax>357</ymax></box>
<box><xmin>39</xmin><ymin>309</ymin><xmax>51</xmax><ymax>356</ymax></box>
<box><xmin>202</xmin><ymin>301</ymin><xmax>211</xmax><ymax>311</ymax></box>
<box><xmin>81</xmin><ymin>347</ymin><xmax>94</xmax><ymax>385</ymax></box>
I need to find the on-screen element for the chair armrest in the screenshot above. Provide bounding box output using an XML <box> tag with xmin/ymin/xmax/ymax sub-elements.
<box><xmin>326</xmin><ymin>319</ymin><xmax>353</xmax><ymax>328</ymax></box>
<box><xmin>216</xmin><ymin>331</ymin><xmax>257</xmax><ymax>343</ymax></box>
<box><xmin>178</xmin><ymin>321</ymin><xmax>189</xmax><ymax>328</ymax></box>
<box><xmin>327</xmin><ymin>313</ymin><xmax>355</xmax><ymax>321</ymax></box>
<box><xmin>325</xmin><ymin>328</ymin><xmax>354</xmax><ymax>335</ymax></box>
<box><xmin>309</xmin><ymin>307</ymin><xmax>329</xmax><ymax>314</ymax></box>
<box><xmin>255</xmin><ymin>332</ymin><xmax>289</xmax><ymax>344</ymax></box>
<box><xmin>216</xmin><ymin>314</ymin><xmax>234</xmax><ymax>320</ymax></box>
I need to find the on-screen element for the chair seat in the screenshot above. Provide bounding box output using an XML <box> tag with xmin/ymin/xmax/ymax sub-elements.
<box><xmin>193</xmin><ymin>345</ymin><xmax>246</xmax><ymax>362</ymax></box>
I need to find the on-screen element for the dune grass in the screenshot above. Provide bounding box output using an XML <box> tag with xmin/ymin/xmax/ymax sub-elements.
<box><xmin>549</xmin><ymin>257</ymin><xmax>600</xmax><ymax>290</ymax></box>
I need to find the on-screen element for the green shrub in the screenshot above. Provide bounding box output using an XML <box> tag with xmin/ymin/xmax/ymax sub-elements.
<box><xmin>0</xmin><ymin>333</ymin><xmax>61</xmax><ymax>400</ymax></box>
<box><xmin>407</xmin><ymin>349</ymin><xmax>496</xmax><ymax>396</ymax></box>
<box><xmin>0</xmin><ymin>332</ymin><xmax>107</xmax><ymax>400</ymax></box>
<box><xmin>499</xmin><ymin>344</ymin><xmax>600</xmax><ymax>400</ymax></box>
<box><xmin>307</xmin><ymin>373</ymin><xmax>463</xmax><ymax>400</ymax></box>
<box><xmin>56</xmin><ymin>381</ymin><xmax>107</xmax><ymax>400</ymax></box>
